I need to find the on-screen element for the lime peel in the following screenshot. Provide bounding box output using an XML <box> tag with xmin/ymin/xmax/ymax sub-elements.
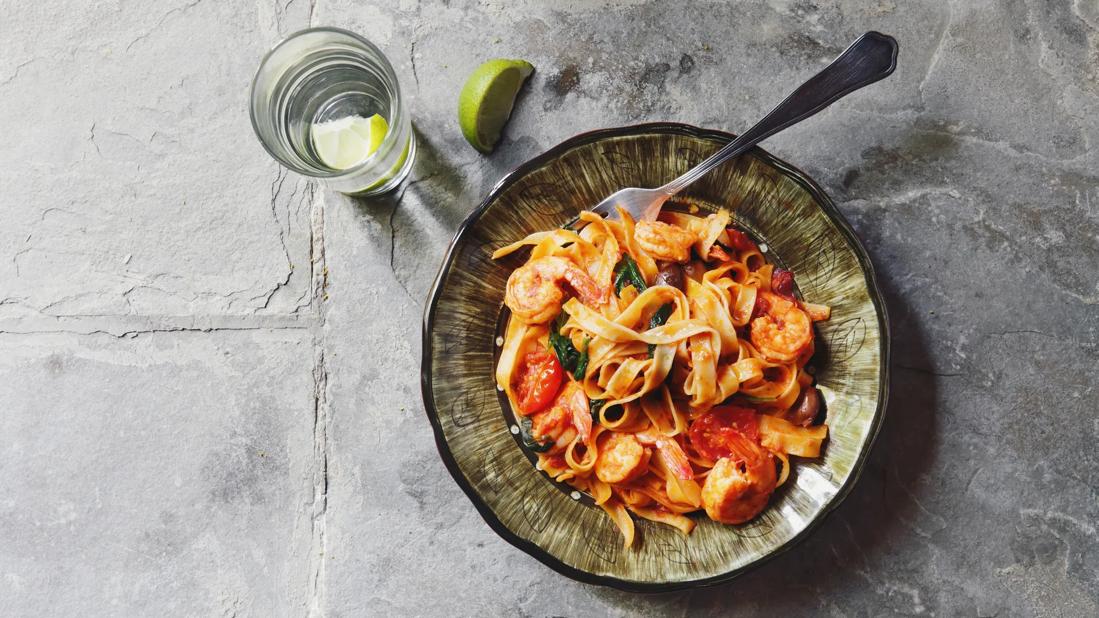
<box><xmin>458</xmin><ymin>59</ymin><xmax>534</xmax><ymax>154</ymax></box>
<box><xmin>312</xmin><ymin>113</ymin><xmax>389</xmax><ymax>170</ymax></box>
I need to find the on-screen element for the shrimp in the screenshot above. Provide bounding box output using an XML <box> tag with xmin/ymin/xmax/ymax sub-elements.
<box><xmin>595</xmin><ymin>433</ymin><xmax>651</xmax><ymax>484</ymax></box>
<box><xmin>558</xmin><ymin>381</ymin><xmax>592</xmax><ymax>443</ymax></box>
<box><xmin>636</xmin><ymin>431</ymin><xmax>694</xmax><ymax>480</ymax></box>
<box><xmin>700</xmin><ymin>436</ymin><xmax>777</xmax><ymax>524</ymax></box>
<box><xmin>635</xmin><ymin>220</ymin><xmax>698</xmax><ymax>263</ymax></box>
<box><xmin>505</xmin><ymin>256</ymin><xmax>608</xmax><ymax>323</ymax></box>
<box><xmin>529</xmin><ymin>381</ymin><xmax>590</xmax><ymax>453</ymax></box>
<box><xmin>750</xmin><ymin>291</ymin><xmax>813</xmax><ymax>363</ymax></box>
<box><xmin>529</xmin><ymin>404</ymin><xmax>577</xmax><ymax>454</ymax></box>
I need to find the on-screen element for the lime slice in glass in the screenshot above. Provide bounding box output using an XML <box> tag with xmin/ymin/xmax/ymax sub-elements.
<box><xmin>458</xmin><ymin>59</ymin><xmax>534</xmax><ymax>153</ymax></box>
<box><xmin>312</xmin><ymin>113</ymin><xmax>389</xmax><ymax>170</ymax></box>
<box><xmin>347</xmin><ymin>134</ymin><xmax>412</xmax><ymax>195</ymax></box>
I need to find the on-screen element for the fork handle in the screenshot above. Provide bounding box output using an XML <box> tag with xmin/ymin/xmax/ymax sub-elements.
<box><xmin>661</xmin><ymin>31</ymin><xmax>898</xmax><ymax>195</ymax></box>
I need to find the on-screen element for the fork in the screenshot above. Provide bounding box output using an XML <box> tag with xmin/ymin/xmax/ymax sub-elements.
<box><xmin>589</xmin><ymin>31</ymin><xmax>898</xmax><ymax>222</ymax></box>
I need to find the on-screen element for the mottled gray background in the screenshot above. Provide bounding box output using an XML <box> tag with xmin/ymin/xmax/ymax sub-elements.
<box><xmin>1</xmin><ymin>0</ymin><xmax>1097</xmax><ymax>616</ymax></box>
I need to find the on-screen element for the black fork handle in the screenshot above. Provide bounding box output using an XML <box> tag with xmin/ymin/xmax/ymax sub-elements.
<box><xmin>663</xmin><ymin>31</ymin><xmax>899</xmax><ymax>193</ymax></box>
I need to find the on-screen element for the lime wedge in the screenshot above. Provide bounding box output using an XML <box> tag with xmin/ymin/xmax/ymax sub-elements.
<box><xmin>347</xmin><ymin>135</ymin><xmax>412</xmax><ymax>195</ymax></box>
<box><xmin>458</xmin><ymin>59</ymin><xmax>534</xmax><ymax>153</ymax></box>
<box><xmin>312</xmin><ymin>113</ymin><xmax>389</xmax><ymax>170</ymax></box>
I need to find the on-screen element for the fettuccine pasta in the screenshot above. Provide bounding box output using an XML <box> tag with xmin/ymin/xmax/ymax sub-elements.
<box><xmin>494</xmin><ymin>207</ymin><xmax>830</xmax><ymax>547</ymax></box>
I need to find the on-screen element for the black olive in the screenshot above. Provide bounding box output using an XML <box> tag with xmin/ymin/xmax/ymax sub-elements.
<box><xmin>789</xmin><ymin>386</ymin><xmax>822</xmax><ymax>427</ymax></box>
<box><xmin>682</xmin><ymin>260</ymin><xmax>706</xmax><ymax>282</ymax></box>
<box><xmin>654</xmin><ymin>262</ymin><xmax>686</xmax><ymax>291</ymax></box>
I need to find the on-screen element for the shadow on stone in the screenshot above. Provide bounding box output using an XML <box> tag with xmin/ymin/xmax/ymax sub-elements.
<box><xmin>841</xmin><ymin>123</ymin><xmax>961</xmax><ymax>198</ymax></box>
<box><xmin>342</xmin><ymin>125</ymin><xmax>481</xmax><ymax>304</ymax></box>
<box><xmin>350</xmin><ymin>125</ymin><xmax>470</xmax><ymax>225</ymax></box>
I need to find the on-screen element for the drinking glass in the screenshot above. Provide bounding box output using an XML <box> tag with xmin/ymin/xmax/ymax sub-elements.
<box><xmin>250</xmin><ymin>27</ymin><xmax>415</xmax><ymax>196</ymax></box>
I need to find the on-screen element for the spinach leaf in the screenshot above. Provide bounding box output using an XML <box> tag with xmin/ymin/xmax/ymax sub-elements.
<box><xmin>589</xmin><ymin>398</ymin><xmax>606</xmax><ymax>424</ymax></box>
<box><xmin>649</xmin><ymin>303</ymin><xmax>674</xmax><ymax>330</ymax></box>
<box><xmin>548</xmin><ymin>328</ymin><xmax>577</xmax><ymax>374</ymax></box>
<box><xmin>573</xmin><ymin>336</ymin><xmax>590</xmax><ymax>380</ymax></box>
<box><xmin>549</xmin><ymin>313</ymin><xmax>589</xmax><ymax>379</ymax></box>
<box><xmin>647</xmin><ymin>302</ymin><xmax>674</xmax><ymax>357</ymax></box>
<box><xmin>613</xmin><ymin>255</ymin><xmax>647</xmax><ymax>296</ymax></box>
<box><xmin>519</xmin><ymin>416</ymin><xmax>553</xmax><ymax>452</ymax></box>
<box><xmin>589</xmin><ymin>398</ymin><xmax>622</xmax><ymax>425</ymax></box>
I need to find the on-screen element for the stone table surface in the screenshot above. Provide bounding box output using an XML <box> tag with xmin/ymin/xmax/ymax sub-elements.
<box><xmin>2</xmin><ymin>1</ymin><xmax>1097</xmax><ymax>616</ymax></box>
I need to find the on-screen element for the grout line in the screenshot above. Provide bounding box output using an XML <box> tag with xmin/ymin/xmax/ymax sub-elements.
<box><xmin>306</xmin><ymin>181</ymin><xmax>330</xmax><ymax>617</ymax></box>
<box><xmin>0</xmin><ymin>314</ymin><xmax>311</xmax><ymax>338</ymax></box>
<box><xmin>307</xmin><ymin>344</ymin><xmax>329</xmax><ymax>617</ymax></box>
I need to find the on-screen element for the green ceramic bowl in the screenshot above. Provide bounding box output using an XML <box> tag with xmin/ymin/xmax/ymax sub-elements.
<box><xmin>421</xmin><ymin>123</ymin><xmax>890</xmax><ymax>591</ymax></box>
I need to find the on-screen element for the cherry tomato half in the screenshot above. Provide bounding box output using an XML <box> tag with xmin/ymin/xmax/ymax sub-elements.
<box><xmin>771</xmin><ymin>268</ymin><xmax>796</xmax><ymax>301</ymax></box>
<box><xmin>689</xmin><ymin>406</ymin><xmax>760</xmax><ymax>461</ymax></box>
<box><xmin>725</xmin><ymin>227</ymin><xmax>758</xmax><ymax>252</ymax></box>
<box><xmin>513</xmin><ymin>348</ymin><xmax>564</xmax><ymax>415</ymax></box>
<box><xmin>707</xmin><ymin>244</ymin><xmax>733</xmax><ymax>262</ymax></box>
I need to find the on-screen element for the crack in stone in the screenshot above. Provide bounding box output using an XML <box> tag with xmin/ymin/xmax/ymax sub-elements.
<box><xmin>985</xmin><ymin>328</ymin><xmax>1097</xmax><ymax>353</ymax></box>
<box><xmin>11</xmin><ymin>245</ymin><xmax>31</xmax><ymax>278</ymax></box>
<box><xmin>1020</xmin><ymin>508</ymin><xmax>1098</xmax><ymax>539</ymax></box>
<box><xmin>0</xmin><ymin>324</ymin><xmax>310</xmax><ymax>339</ymax></box>
<box><xmin>0</xmin><ymin>313</ymin><xmax>314</xmax><ymax>338</ymax></box>
<box><xmin>410</xmin><ymin>40</ymin><xmax>420</xmax><ymax>89</ymax></box>
<box><xmin>407</xmin><ymin>0</ymin><xmax>426</xmax><ymax>90</ymax></box>
<box><xmin>384</xmin><ymin>188</ymin><xmax>416</xmax><ymax>303</ymax></box>
<box><xmin>964</xmin><ymin>466</ymin><xmax>983</xmax><ymax>495</ymax></box>
<box><xmin>309</xmin><ymin>184</ymin><xmax>328</xmax><ymax>304</ymax></box>
<box><xmin>1061</xmin><ymin>288</ymin><xmax>1099</xmax><ymax>305</ymax></box>
<box><xmin>38</xmin><ymin>291</ymin><xmax>104</xmax><ymax>315</ymax></box>
<box><xmin>917</xmin><ymin>0</ymin><xmax>953</xmax><ymax>103</ymax></box>
<box><xmin>125</xmin><ymin>0</ymin><xmax>208</xmax><ymax>52</ymax></box>
<box><xmin>272</xmin><ymin>0</ymin><xmax>301</xmax><ymax>36</ymax></box>
<box><xmin>255</xmin><ymin>168</ymin><xmax>296</xmax><ymax>312</ymax></box>
<box><xmin>989</xmin><ymin>329</ymin><xmax>1055</xmax><ymax>339</ymax></box>
<box><xmin>305</xmin><ymin>182</ymin><xmax>329</xmax><ymax>618</ymax></box>
<box><xmin>307</xmin><ymin>344</ymin><xmax>329</xmax><ymax>618</ymax></box>
<box><xmin>292</xmin><ymin>182</ymin><xmax>320</xmax><ymax>311</ymax></box>
<box><xmin>87</xmin><ymin>122</ymin><xmax>102</xmax><ymax>157</ymax></box>
<box><xmin>1</xmin><ymin>57</ymin><xmax>41</xmax><ymax>88</ymax></box>
<box><xmin>845</xmin><ymin>186</ymin><xmax>963</xmax><ymax>210</ymax></box>
<box><xmin>1074</xmin><ymin>1</ymin><xmax>1099</xmax><ymax>30</ymax></box>
<box><xmin>387</xmin><ymin>196</ymin><xmax>400</xmax><ymax>272</ymax></box>
<box><xmin>850</xmin><ymin>109</ymin><xmax>1094</xmax><ymax>170</ymax></box>
<box><xmin>103</xmin><ymin>128</ymin><xmax>146</xmax><ymax>145</ymax></box>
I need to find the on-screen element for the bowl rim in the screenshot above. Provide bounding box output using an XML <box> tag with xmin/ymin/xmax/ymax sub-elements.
<box><xmin>420</xmin><ymin>122</ymin><xmax>891</xmax><ymax>592</ymax></box>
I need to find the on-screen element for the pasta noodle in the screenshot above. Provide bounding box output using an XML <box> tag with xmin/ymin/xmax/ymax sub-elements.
<box><xmin>495</xmin><ymin>207</ymin><xmax>830</xmax><ymax>547</ymax></box>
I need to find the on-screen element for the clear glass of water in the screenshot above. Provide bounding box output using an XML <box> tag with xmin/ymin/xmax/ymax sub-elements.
<box><xmin>250</xmin><ymin>27</ymin><xmax>415</xmax><ymax>196</ymax></box>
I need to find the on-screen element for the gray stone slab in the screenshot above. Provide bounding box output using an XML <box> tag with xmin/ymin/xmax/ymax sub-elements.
<box><xmin>0</xmin><ymin>1</ymin><xmax>314</xmax><ymax>319</ymax></box>
<box><xmin>0</xmin><ymin>329</ymin><xmax>320</xmax><ymax>616</ymax></box>
<box><xmin>1</xmin><ymin>0</ymin><xmax>1098</xmax><ymax>615</ymax></box>
<box><xmin>314</xmin><ymin>0</ymin><xmax>1099</xmax><ymax>616</ymax></box>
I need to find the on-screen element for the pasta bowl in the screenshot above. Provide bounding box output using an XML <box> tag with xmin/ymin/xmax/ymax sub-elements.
<box><xmin>421</xmin><ymin>123</ymin><xmax>889</xmax><ymax>591</ymax></box>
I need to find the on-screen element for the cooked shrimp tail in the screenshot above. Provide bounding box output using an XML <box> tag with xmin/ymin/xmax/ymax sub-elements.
<box><xmin>563</xmin><ymin>382</ymin><xmax>593</xmax><ymax>443</ymax></box>
<box><xmin>505</xmin><ymin>256</ymin><xmax>609</xmax><ymax>323</ymax></box>
<box><xmin>637</xmin><ymin>431</ymin><xmax>694</xmax><ymax>480</ymax></box>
